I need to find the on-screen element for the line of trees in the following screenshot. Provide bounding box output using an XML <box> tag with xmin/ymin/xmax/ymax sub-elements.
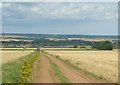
<box><xmin>93</xmin><ymin>41</ymin><xmax>113</xmax><ymax>50</ymax></box>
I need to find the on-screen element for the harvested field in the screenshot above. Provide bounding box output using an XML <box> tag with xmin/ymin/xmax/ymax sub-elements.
<box><xmin>46</xmin><ymin>50</ymin><xmax>118</xmax><ymax>83</ymax></box>
<box><xmin>0</xmin><ymin>48</ymin><xmax>37</xmax><ymax>50</ymax></box>
<box><xmin>1</xmin><ymin>51</ymin><xmax>33</xmax><ymax>64</ymax></box>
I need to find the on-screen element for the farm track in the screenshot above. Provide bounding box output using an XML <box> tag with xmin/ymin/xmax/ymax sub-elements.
<box><xmin>32</xmin><ymin>53</ymin><xmax>59</xmax><ymax>83</ymax></box>
<box><xmin>44</xmin><ymin>53</ymin><xmax>101</xmax><ymax>83</ymax></box>
<box><xmin>33</xmin><ymin>52</ymin><xmax>102</xmax><ymax>83</ymax></box>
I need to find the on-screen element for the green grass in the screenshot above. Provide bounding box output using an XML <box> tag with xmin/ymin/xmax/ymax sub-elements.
<box><xmin>0</xmin><ymin>65</ymin><xmax>2</xmax><ymax>84</ymax></box>
<box><xmin>2</xmin><ymin>51</ymin><xmax>40</xmax><ymax>83</ymax></box>
<box><xmin>44</xmin><ymin>53</ymin><xmax>70</xmax><ymax>83</ymax></box>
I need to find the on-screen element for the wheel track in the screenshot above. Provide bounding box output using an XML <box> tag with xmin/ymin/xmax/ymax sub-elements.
<box><xmin>44</xmin><ymin>53</ymin><xmax>102</xmax><ymax>83</ymax></box>
<box><xmin>33</xmin><ymin>52</ymin><xmax>103</xmax><ymax>83</ymax></box>
<box><xmin>32</xmin><ymin>53</ymin><xmax>59</xmax><ymax>83</ymax></box>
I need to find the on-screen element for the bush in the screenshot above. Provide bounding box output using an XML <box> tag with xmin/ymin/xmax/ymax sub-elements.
<box><xmin>94</xmin><ymin>41</ymin><xmax>113</xmax><ymax>50</ymax></box>
<box><xmin>74</xmin><ymin>45</ymin><xmax>77</xmax><ymax>48</ymax></box>
<box><xmin>80</xmin><ymin>46</ymin><xmax>85</xmax><ymax>48</ymax></box>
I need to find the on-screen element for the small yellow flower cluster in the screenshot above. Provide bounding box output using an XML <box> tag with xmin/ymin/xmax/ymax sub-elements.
<box><xmin>19</xmin><ymin>52</ymin><xmax>40</xmax><ymax>83</ymax></box>
<box><xmin>20</xmin><ymin>61</ymin><xmax>32</xmax><ymax>82</ymax></box>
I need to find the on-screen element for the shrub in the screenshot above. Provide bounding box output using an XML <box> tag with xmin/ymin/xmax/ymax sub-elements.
<box><xmin>74</xmin><ymin>45</ymin><xmax>77</xmax><ymax>48</ymax></box>
<box><xmin>94</xmin><ymin>41</ymin><xmax>113</xmax><ymax>50</ymax></box>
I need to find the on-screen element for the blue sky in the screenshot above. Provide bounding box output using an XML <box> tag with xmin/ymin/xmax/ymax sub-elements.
<box><xmin>2</xmin><ymin>2</ymin><xmax>118</xmax><ymax>35</ymax></box>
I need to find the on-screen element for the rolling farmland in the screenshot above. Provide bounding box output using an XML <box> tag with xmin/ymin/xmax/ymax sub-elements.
<box><xmin>1</xmin><ymin>2</ymin><xmax>119</xmax><ymax>84</ymax></box>
<box><xmin>1</xmin><ymin>49</ymin><xmax>118</xmax><ymax>83</ymax></box>
<box><xmin>45</xmin><ymin>50</ymin><xmax>118</xmax><ymax>83</ymax></box>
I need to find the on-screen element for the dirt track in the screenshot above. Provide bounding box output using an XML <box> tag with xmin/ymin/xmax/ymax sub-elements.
<box><xmin>32</xmin><ymin>53</ymin><xmax>58</xmax><ymax>83</ymax></box>
<box><xmin>33</xmin><ymin>52</ymin><xmax>102</xmax><ymax>83</ymax></box>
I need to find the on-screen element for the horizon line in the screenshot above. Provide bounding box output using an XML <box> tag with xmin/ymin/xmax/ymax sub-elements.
<box><xmin>1</xmin><ymin>32</ymin><xmax>119</xmax><ymax>36</ymax></box>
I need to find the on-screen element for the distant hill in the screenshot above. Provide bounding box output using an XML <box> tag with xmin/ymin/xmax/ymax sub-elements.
<box><xmin>1</xmin><ymin>33</ymin><xmax>119</xmax><ymax>39</ymax></box>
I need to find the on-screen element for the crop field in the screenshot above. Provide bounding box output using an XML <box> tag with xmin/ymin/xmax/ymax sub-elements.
<box><xmin>46</xmin><ymin>50</ymin><xmax>118</xmax><ymax>83</ymax></box>
<box><xmin>0</xmin><ymin>48</ymin><xmax>36</xmax><ymax>50</ymax></box>
<box><xmin>1</xmin><ymin>50</ymin><xmax>34</xmax><ymax>64</ymax></box>
<box><xmin>1</xmin><ymin>49</ymin><xmax>118</xmax><ymax>83</ymax></box>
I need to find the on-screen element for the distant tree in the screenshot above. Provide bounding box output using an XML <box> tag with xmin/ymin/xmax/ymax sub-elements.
<box><xmin>80</xmin><ymin>46</ymin><xmax>85</xmax><ymax>48</ymax></box>
<box><xmin>95</xmin><ymin>41</ymin><xmax>113</xmax><ymax>50</ymax></box>
<box><xmin>74</xmin><ymin>45</ymin><xmax>78</xmax><ymax>48</ymax></box>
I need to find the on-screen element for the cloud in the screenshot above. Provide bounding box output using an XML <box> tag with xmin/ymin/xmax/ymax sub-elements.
<box><xmin>2</xmin><ymin>0</ymin><xmax>119</xmax><ymax>2</ymax></box>
<box><xmin>0</xmin><ymin>3</ymin><xmax>1</xmax><ymax>8</ymax></box>
<box><xmin>2</xmin><ymin>2</ymin><xmax>118</xmax><ymax>20</ymax></box>
<box><xmin>0</xmin><ymin>3</ymin><xmax>2</xmax><ymax>19</ymax></box>
<box><xmin>2</xmin><ymin>3</ymin><xmax>11</xmax><ymax>8</ymax></box>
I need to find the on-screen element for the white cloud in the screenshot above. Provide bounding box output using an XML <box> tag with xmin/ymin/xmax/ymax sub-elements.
<box><xmin>2</xmin><ymin>2</ymin><xmax>118</xmax><ymax>20</ymax></box>
<box><xmin>2</xmin><ymin>3</ymin><xmax>11</xmax><ymax>8</ymax></box>
<box><xmin>2</xmin><ymin>0</ymin><xmax>119</xmax><ymax>2</ymax></box>
<box><xmin>0</xmin><ymin>3</ymin><xmax>2</xmax><ymax>8</ymax></box>
<box><xmin>0</xmin><ymin>3</ymin><xmax>2</xmax><ymax>26</ymax></box>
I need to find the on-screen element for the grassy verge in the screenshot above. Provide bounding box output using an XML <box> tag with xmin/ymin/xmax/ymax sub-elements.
<box><xmin>44</xmin><ymin>52</ymin><xmax>106</xmax><ymax>82</ymax></box>
<box><xmin>2</xmin><ymin>51</ymin><xmax>40</xmax><ymax>83</ymax></box>
<box><xmin>60</xmin><ymin>57</ymin><xmax>104</xmax><ymax>80</ymax></box>
<box><xmin>44</xmin><ymin>53</ymin><xmax>70</xmax><ymax>83</ymax></box>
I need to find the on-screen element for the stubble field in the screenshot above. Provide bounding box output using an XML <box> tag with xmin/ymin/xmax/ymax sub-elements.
<box><xmin>46</xmin><ymin>50</ymin><xmax>118</xmax><ymax>83</ymax></box>
<box><xmin>1</xmin><ymin>51</ymin><xmax>33</xmax><ymax>64</ymax></box>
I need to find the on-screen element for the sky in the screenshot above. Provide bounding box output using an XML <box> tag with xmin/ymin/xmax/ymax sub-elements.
<box><xmin>1</xmin><ymin>2</ymin><xmax>118</xmax><ymax>35</ymax></box>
